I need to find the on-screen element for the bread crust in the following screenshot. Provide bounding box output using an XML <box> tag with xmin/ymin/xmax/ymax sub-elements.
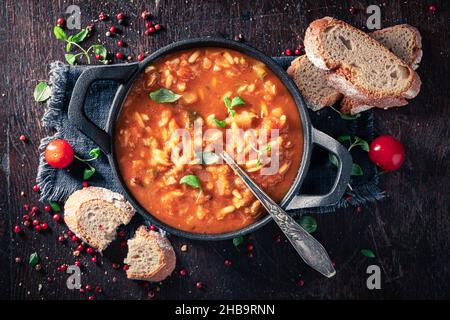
<box><xmin>64</xmin><ymin>187</ymin><xmax>135</xmax><ymax>251</ymax></box>
<box><xmin>305</xmin><ymin>17</ymin><xmax>421</xmax><ymax>104</ymax></box>
<box><xmin>125</xmin><ymin>226</ymin><xmax>176</xmax><ymax>282</ymax></box>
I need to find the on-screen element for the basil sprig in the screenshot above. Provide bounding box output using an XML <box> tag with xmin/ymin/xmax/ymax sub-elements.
<box><xmin>53</xmin><ymin>26</ymin><xmax>108</xmax><ymax>65</ymax></box>
<box><xmin>74</xmin><ymin>147</ymin><xmax>102</xmax><ymax>181</ymax></box>
<box><xmin>330</xmin><ymin>135</ymin><xmax>369</xmax><ymax>176</ymax></box>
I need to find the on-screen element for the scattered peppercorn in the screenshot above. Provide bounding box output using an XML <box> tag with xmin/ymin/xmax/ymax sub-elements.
<box><xmin>179</xmin><ymin>268</ymin><xmax>187</xmax><ymax>276</ymax></box>
<box><xmin>145</xmin><ymin>21</ymin><xmax>153</xmax><ymax>29</ymax></box>
<box><xmin>34</xmin><ymin>225</ymin><xmax>42</xmax><ymax>231</ymax></box>
<box><xmin>32</xmin><ymin>185</ymin><xmax>40</xmax><ymax>193</ymax></box>
<box><xmin>294</xmin><ymin>49</ymin><xmax>301</xmax><ymax>55</ymax></box>
<box><xmin>137</xmin><ymin>53</ymin><xmax>145</xmax><ymax>61</ymax></box>
<box><xmin>150</xmin><ymin>225</ymin><xmax>156</xmax><ymax>231</ymax></box>
<box><xmin>35</xmin><ymin>263</ymin><xmax>42</xmax><ymax>271</ymax></box>
<box><xmin>117</xmin><ymin>40</ymin><xmax>124</xmax><ymax>47</ymax></box>
<box><xmin>123</xmin><ymin>264</ymin><xmax>129</xmax><ymax>271</ymax></box>
<box><xmin>95</xmin><ymin>285</ymin><xmax>103</xmax><ymax>294</ymax></box>
<box><xmin>154</xmin><ymin>23</ymin><xmax>161</xmax><ymax>31</ymax></box>
<box><xmin>88</xmin><ymin>295</ymin><xmax>95</xmax><ymax>300</ymax></box>
<box><xmin>75</xmin><ymin>260</ymin><xmax>81</xmax><ymax>267</ymax></box>
<box><xmin>86</xmin><ymin>247</ymin><xmax>94</xmax><ymax>254</ymax></box>
<box><xmin>196</xmin><ymin>281</ymin><xmax>203</xmax><ymax>289</ymax></box>
<box><xmin>85</xmin><ymin>284</ymin><xmax>92</xmax><ymax>291</ymax></box>
<box><xmin>428</xmin><ymin>4</ymin><xmax>437</xmax><ymax>13</ymax></box>
<box><xmin>40</xmin><ymin>223</ymin><xmax>48</xmax><ymax>230</ymax></box>
<box><xmin>112</xmin><ymin>262</ymin><xmax>120</xmax><ymax>269</ymax></box>
<box><xmin>284</xmin><ymin>49</ymin><xmax>292</xmax><ymax>56</ymax></box>
<box><xmin>82</xmin><ymin>181</ymin><xmax>88</xmax><ymax>188</ymax></box>
<box><xmin>349</xmin><ymin>6</ymin><xmax>356</xmax><ymax>14</ymax></box>
<box><xmin>53</xmin><ymin>214</ymin><xmax>61</xmax><ymax>222</ymax></box>
<box><xmin>77</xmin><ymin>244</ymin><xmax>84</xmax><ymax>252</ymax></box>
<box><xmin>32</xmin><ymin>219</ymin><xmax>40</xmax><ymax>226</ymax></box>
<box><xmin>147</xmin><ymin>290</ymin><xmax>155</xmax><ymax>299</ymax></box>
<box><xmin>91</xmin><ymin>256</ymin><xmax>97</xmax><ymax>263</ymax></box>
<box><xmin>13</xmin><ymin>225</ymin><xmax>22</xmax><ymax>234</ymax></box>
<box><xmin>56</xmin><ymin>18</ymin><xmax>65</xmax><ymax>27</ymax></box>
<box><xmin>71</xmin><ymin>235</ymin><xmax>79</xmax><ymax>242</ymax></box>
<box><xmin>23</xmin><ymin>204</ymin><xmax>30</xmax><ymax>211</ymax></box>
<box><xmin>297</xmin><ymin>279</ymin><xmax>305</xmax><ymax>286</ymax></box>
<box><xmin>109</xmin><ymin>26</ymin><xmax>116</xmax><ymax>33</ymax></box>
<box><xmin>99</xmin><ymin>12</ymin><xmax>107</xmax><ymax>21</ymax></box>
<box><xmin>118</xmin><ymin>230</ymin><xmax>126</xmax><ymax>238</ymax></box>
<box><xmin>58</xmin><ymin>264</ymin><xmax>67</xmax><ymax>272</ymax></box>
<box><xmin>58</xmin><ymin>235</ymin><xmax>65</xmax><ymax>242</ymax></box>
<box><xmin>15</xmin><ymin>257</ymin><xmax>21</xmax><ymax>263</ymax></box>
<box><xmin>23</xmin><ymin>214</ymin><xmax>30</xmax><ymax>221</ymax></box>
<box><xmin>19</xmin><ymin>135</ymin><xmax>27</xmax><ymax>142</ymax></box>
<box><xmin>95</xmin><ymin>54</ymin><xmax>103</xmax><ymax>60</ymax></box>
<box><xmin>247</xmin><ymin>243</ymin><xmax>254</xmax><ymax>252</ymax></box>
<box><xmin>116</xmin><ymin>52</ymin><xmax>123</xmax><ymax>59</ymax></box>
<box><xmin>116</xmin><ymin>12</ymin><xmax>125</xmax><ymax>20</ymax></box>
<box><xmin>23</xmin><ymin>221</ymin><xmax>30</xmax><ymax>227</ymax></box>
<box><xmin>224</xmin><ymin>259</ymin><xmax>232</xmax><ymax>267</ymax></box>
<box><xmin>44</xmin><ymin>205</ymin><xmax>51</xmax><ymax>212</ymax></box>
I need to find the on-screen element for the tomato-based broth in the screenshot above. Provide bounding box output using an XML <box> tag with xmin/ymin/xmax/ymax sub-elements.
<box><xmin>115</xmin><ymin>48</ymin><xmax>303</xmax><ymax>234</ymax></box>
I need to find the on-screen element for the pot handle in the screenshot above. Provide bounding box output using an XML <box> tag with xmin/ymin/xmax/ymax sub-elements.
<box><xmin>68</xmin><ymin>63</ymin><xmax>139</xmax><ymax>154</ymax></box>
<box><xmin>286</xmin><ymin>128</ymin><xmax>353</xmax><ymax>210</ymax></box>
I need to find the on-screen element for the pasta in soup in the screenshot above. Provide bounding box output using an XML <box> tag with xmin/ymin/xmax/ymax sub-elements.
<box><xmin>115</xmin><ymin>48</ymin><xmax>303</xmax><ymax>234</ymax></box>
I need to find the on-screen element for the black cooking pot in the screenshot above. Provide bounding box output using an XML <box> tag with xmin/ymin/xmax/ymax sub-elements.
<box><xmin>68</xmin><ymin>38</ymin><xmax>352</xmax><ymax>240</ymax></box>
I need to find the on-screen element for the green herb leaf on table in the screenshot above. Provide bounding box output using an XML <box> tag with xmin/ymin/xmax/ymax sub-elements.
<box><xmin>33</xmin><ymin>82</ymin><xmax>51</xmax><ymax>102</ymax></box>
<box><xmin>213</xmin><ymin>116</ymin><xmax>227</xmax><ymax>128</ymax></box>
<box><xmin>65</xmin><ymin>53</ymin><xmax>76</xmax><ymax>65</ymax></box>
<box><xmin>351</xmin><ymin>163</ymin><xmax>364</xmax><ymax>176</ymax></box>
<box><xmin>66</xmin><ymin>36</ymin><xmax>73</xmax><ymax>52</ymax></box>
<box><xmin>232</xmin><ymin>236</ymin><xmax>244</xmax><ymax>247</ymax></box>
<box><xmin>49</xmin><ymin>201</ymin><xmax>61</xmax><ymax>212</ymax></box>
<box><xmin>298</xmin><ymin>216</ymin><xmax>317</xmax><ymax>233</ymax></box>
<box><xmin>180</xmin><ymin>174</ymin><xmax>202</xmax><ymax>191</ymax></box>
<box><xmin>354</xmin><ymin>136</ymin><xmax>370</xmax><ymax>152</ymax></box>
<box><xmin>88</xmin><ymin>147</ymin><xmax>101</xmax><ymax>159</ymax></box>
<box><xmin>330</xmin><ymin>106</ymin><xmax>361</xmax><ymax>120</ymax></box>
<box><xmin>71</xmin><ymin>28</ymin><xmax>89</xmax><ymax>44</ymax></box>
<box><xmin>83</xmin><ymin>167</ymin><xmax>96</xmax><ymax>180</ymax></box>
<box><xmin>53</xmin><ymin>26</ymin><xmax>67</xmax><ymax>40</ymax></box>
<box><xmin>29</xmin><ymin>252</ymin><xmax>39</xmax><ymax>267</ymax></box>
<box><xmin>337</xmin><ymin>135</ymin><xmax>351</xmax><ymax>144</ymax></box>
<box><xmin>361</xmin><ymin>249</ymin><xmax>376</xmax><ymax>258</ymax></box>
<box><xmin>149</xmin><ymin>88</ymin><xmax>182</xmax><ymax>103</ymax></box>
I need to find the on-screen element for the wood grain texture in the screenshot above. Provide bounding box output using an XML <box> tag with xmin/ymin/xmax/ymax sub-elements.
<box><xmin>0</xmin><ymin>0</ymin><xmax>449</xmax><ymax>300</ymax></box>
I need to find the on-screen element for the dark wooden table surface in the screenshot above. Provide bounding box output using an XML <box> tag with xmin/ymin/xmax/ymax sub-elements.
<box><xmin>1</xmin><ymin>0</ymin><xmax>449</xmax><ymax>300</ymax></box>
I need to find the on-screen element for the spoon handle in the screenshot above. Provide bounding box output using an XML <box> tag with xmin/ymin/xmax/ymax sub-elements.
<box><xmin>220</xmin><ymin>152</ymin><xmax>336</xmax><ymax>278</ymax></box>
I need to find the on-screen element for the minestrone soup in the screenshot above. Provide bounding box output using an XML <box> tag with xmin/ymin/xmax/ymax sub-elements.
<box><xmin>115</xmin><ymin>48</ymin><xmax>303</xmax><ymax>234</ymax></box>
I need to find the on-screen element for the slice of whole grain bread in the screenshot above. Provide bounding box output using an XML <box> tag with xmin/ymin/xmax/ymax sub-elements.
<box><xmin>64</xmin><ymin>187</ymin><xmax>135</xmax><ymax>252</ymax></box>
<box><xmin>289</xmin><ymin>24</ymin><xmax>422</xmax><ymax>112</ymax></box>
<box><xmin>341</xmin><ymin>24</ymin><xmax>422</xmax><ymax>114</ymax></box>
<box><xmin>124</xmin><ymin>226</ymin><xmax>176</xmax><ymax>282</ymax></box>
<box><xmin>304</xmin><ymin>17</ymin><xmax>421</xmax><ymax>108</ymax></box>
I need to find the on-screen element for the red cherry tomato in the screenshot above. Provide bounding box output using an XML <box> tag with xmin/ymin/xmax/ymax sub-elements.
<box><xmin>369</xmin><ymin>135</ymin><xmax>405</xmax><ymax>171</ymax></box>
<box><xmin>45</xmin><ymin>139</ymin><xmax>74</xmax><ymax>169</ymax></box>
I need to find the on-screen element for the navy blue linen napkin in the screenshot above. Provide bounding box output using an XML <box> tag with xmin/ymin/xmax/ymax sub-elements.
<box><xmin>36</xmin><ymin>59</ymin><xmax>384</xmax><ymax>217</ymax></box>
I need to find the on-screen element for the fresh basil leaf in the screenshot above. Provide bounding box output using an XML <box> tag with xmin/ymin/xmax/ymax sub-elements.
<box><xmin>232</xmin><ymin>236</ymin><xmax>244</xmax><ymax>247</ymax></box>
<box><xmin>201</xmin><ymin>151</ymin><xmax>220</xmax><ymax>165</ymax></box>
<box><xmin>230</xmin><ymin>96</ymin><xmax>245</xmax><ymax>108</ymax></box>
<box><xmin>29</xmin><ymin>252</ymin><xmax>39</xmax><ymax>267</ymax></box>
<box><xmin>213</xmin><ymin>116</ymin><xmax>227</xmax><ymax>128</ymax></box>
<box><xmin>337</xmin><ymin>135</ymin><xmax>351</xmax><ymax>143</ymax></box>
<box><xmin>83</xmin><ymin>167</ymin><xmax>96</xmax><ymax>180</ymax></box>
<box><xmin>223</xmin><ymin>97</ymin><xmax>231</xmax><ymax>110</ymax></box>
<box><xmin>351</xmin><ymin>163</ymin><xmax>363</xmax><ymax>176</ymax></box>
<box><xmin>298</xmin><ymin>216</ymin><xmax>317</xmax><ymax>233</ymax></box>
<box><xmin>88</xmin><ymin>147</ymin><xmax>101</xmax><ymax>159</ymax></box>
<box><xmin>49</xmin><ymin>201</ymin><xmax>61</xmax><ymax>212</ymax></box>
<box><xmin>66</xmin><ymin>36</ymin><xmax>73</xmax><ymax>52</ymax></box>
<box><xmin>53</xmin><ymin>26</ymin><xmax>67</xmax><ymax>40</ymax></box>
<box><xmin>180</xmin><ymin>174</ymin><xmax>202</xmax><ymax>190</ymax></box>
<box><xmin>92</xmin><ymin>44</ymin><xmax>107</xmax><ymax>60</ymax></box>
<box><xmin>149</xmin><ymin>88</ymin><xmax>182</xmax><ymax>103</ymax></box>
<box><xmin>355</xmin><ymin>137</ymin><xmax>370</xmax><ymax>152</ymax></box>
<box><xmin>65</xmin><ymin>54</ymin><xmax>76</xmax><ymax>65</ymax></box>
<box><xmin>33</xmin><ymin>82</ymin><xmax>51</xmax><ymax>102</ymax></box>
<box><xmin>71</xmin><ymin>28</ymin><xmax>89</xmax><ymax>43</ymax></box>
<box><xmin>361</xmin><ymin>249</ymin><xmax>375</xmax><ymax>258</ymax></box>
<box><xmin>328</xmin><ymin>153</ymin><xmax>339</xmax><ymax>167</ymax></box>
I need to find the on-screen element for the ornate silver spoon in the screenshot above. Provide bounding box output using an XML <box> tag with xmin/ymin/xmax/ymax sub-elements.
<box><xmin>220</xmin><ymin>151</ymin><xmax>336</xmax><ymax>278</ymax></box>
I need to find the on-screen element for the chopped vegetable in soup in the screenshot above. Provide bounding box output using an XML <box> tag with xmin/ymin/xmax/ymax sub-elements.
<box><xmin>115</xmin><ymin>48</ymin><xmax>303</xmax><ymax>234</ymax></box>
